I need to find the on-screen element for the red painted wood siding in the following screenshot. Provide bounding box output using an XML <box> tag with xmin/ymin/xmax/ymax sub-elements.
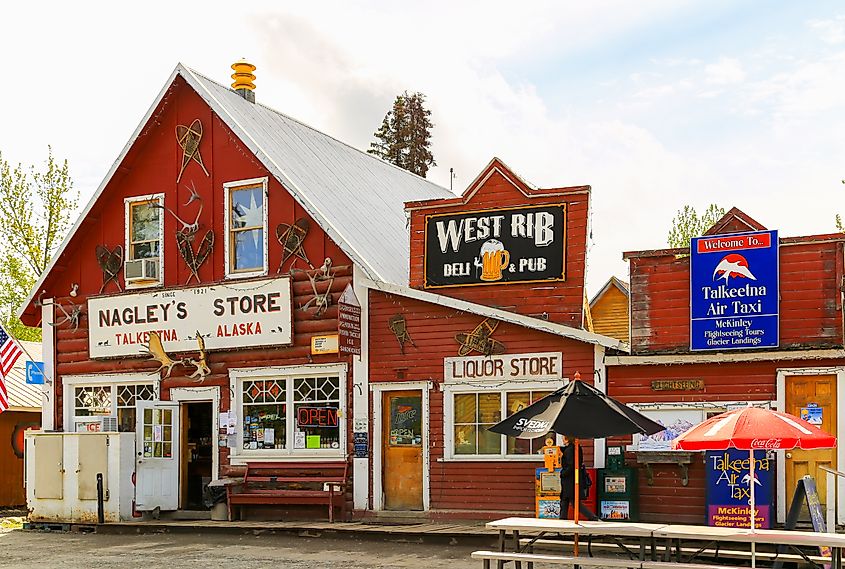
<box><xmin>629</xmin><ymin>240</ymin><xmax>845</xmax><ymax>354</ymax></box>
<box><xmin>35</xmin><ymin>78</ymin><xmax>355</xmax><ymax>480</ymax></box>
<box><xmin>407</xmin><ymin>168</ymin><xmax>589</xmax><ymax>328</ymax></box>
<box><xmin>369</xmin><ymin>289</ymin><xmax>596</xmax><ymax>513</ymax></box>
<box><xmin>608</xmin><ymin>357</ymin><xmax>845</xmax><ymax>523</ymax></box>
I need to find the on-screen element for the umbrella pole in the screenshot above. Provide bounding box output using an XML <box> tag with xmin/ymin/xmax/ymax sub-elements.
<box><xmin>574</xmin><ymin>439</ymin><xmax>580</xmax><ymax>556</ymax></box>
<box><xmin>750</xmin><ymin>448</ymin><xmax>756</xmax><ymax>569</ymax></box>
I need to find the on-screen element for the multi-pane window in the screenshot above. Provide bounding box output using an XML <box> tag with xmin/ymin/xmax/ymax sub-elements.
<box><xmin>72</xmin><ymin>383</ymin><xmax>155</xmax><ymax>432</ymax></box>
<box><xmin>141</xmin><ymin>406</ymin><xmax>173</xmax><ymax>459</ymax></box>
<box><xmin>125</xmin><ymin>196</ymin><xmax>163</xmax><ymax>286</ymax></box>
<box><xmin>128</xmin><ymin>199</ymin><xmax>161</xmax><ymax>260</ymax></box>
<box><xmin>225</xmin><ymin>178</ymin><xmax>267</xmax><ymax>276</ymax></box>
<box><xmin>237</xmin><ymin>373</ymin><xmax>342</xmax><ymax>454</ymax></box>
<box><xmin>450</xmin><ymin>389</ymin><xmax>553</xmax><ymax>458</ymax></box>
<box><xmin>242</xmin><ymin>379</ymin><xmax>287</xmax><ymax>451</ymax></box>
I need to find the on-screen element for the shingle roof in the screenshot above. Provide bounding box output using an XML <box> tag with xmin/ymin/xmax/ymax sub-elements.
<box><xmin>5</xmin><ymin>341</ymin><xmax>42</xmax><ymax>410</ymax></box>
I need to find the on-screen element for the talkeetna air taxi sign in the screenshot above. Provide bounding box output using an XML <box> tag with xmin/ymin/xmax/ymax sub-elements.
<box><xmin>690</xmin><ymin>230</ymin><xmax>779</xmax><ymax>351</ymax></box>
<box><xmin>424</xmin><ymin>204</ymin><xmax>566</xmax><ymax>288</ymax></box>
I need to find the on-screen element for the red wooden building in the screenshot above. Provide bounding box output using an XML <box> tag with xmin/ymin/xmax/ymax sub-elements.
<box><xmin>364</xmin><ymin>159</ymin><xmax>623</xmax><ymax>518</ymax></box>
<box><xmin>607</xmin><ymin>208</ymin><xmax>845</xmax><ymax>525</ymax></box>
<box><xmin>19</xmin><ymin>62</ymin><xmax>624</xmax><ymax>521</ymax></box>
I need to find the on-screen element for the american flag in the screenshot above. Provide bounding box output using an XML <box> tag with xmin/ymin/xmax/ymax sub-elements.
<box><xmin>0</xmin><ymin>325</ymin><xmax>24</xmax><ymax>413</ymax></box>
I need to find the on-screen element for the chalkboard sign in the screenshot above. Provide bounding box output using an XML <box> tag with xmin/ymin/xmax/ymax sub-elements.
<box><xmin>774</xmin><ymin>475</ymin><xmax>831</xmax><ymax>569</ymax></box>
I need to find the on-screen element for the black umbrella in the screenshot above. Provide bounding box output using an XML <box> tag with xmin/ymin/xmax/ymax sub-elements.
<box><xmin>488</xmin><ymin>376</ymin><xmax>664</xmax><ymax>536</ymax></box>
<box><xmin>488</xmin><ymin>378</ymin><xmax>665</xmax><ymax>439</ymax></box>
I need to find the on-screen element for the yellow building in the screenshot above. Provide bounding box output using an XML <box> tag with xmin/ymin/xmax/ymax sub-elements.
<box><xmin>588</xmin><ymin>277</ymin><xmax>629</xmax><ymax>344</ymax></box>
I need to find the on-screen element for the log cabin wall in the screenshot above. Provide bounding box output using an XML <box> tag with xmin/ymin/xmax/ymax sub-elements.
<box><xmin>406</xmin><ymin>159</ymin><xmax>590</xmax><ymax>328</ymax></box>
<box><xmin>368</xmin><ymin>289</ymin><xmax>597</xmax><ymax>516</ymax></box>
<box><xmin>23</xmin><ymin>77</ymin><xmax>355</xmax><ymax>491</ymax></box>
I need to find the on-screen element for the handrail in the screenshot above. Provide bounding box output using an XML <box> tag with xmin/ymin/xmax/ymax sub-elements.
<box><xmin>819</xmin><ymin>465</ymin><xmax>845</xmax><ymax>478</ymax></box>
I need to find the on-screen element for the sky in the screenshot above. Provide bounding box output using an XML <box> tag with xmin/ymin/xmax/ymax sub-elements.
<box><xmin>1</xmin><ymin>1</ymin><xmax>844</xmax><ymax>296</ymax></box>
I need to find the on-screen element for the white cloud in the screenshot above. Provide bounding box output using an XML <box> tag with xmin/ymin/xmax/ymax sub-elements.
<box><xmin>807</xmin><ymin>15</ymin><xmax>845</xmax><ymax>45</ymax></box>
<box><xmin>704</xmin><ymin>57</ymin><xmax>746</xmax><ymax>85</ymax></box>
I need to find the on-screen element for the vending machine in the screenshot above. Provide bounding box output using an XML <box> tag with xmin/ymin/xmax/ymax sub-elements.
<box><xmin>535</xmin><ymin>437</ymin><xmax>562</xmax><ymax>518</ymax></box>
<box><xmin>597</xmin><ymin>445</ymin><xmax>639</xmax><ymax>521</ymax></box>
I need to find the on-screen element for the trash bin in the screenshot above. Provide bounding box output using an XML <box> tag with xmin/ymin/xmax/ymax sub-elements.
<box><xmin>204</xmin><ymin>480</ymin><xmax>228</xmax><ymax>521</ymax></box>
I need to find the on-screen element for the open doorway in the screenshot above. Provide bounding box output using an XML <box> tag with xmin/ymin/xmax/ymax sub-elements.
<box><xmin>181</xmin><ymin>402</ymin><xmax>213</xmax><ymax>510</ymax></box>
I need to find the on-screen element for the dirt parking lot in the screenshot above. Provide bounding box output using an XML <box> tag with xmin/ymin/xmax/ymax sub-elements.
<box><xmin>0</xmin><ymin>528</ymin><xmax>482</xmax><ymax>569</ymax></box>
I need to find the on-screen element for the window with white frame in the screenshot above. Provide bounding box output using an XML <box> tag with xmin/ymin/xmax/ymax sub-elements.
<box><xmin>233</xmin><ymin>367</ymin><xmax>344</xmax><ymax>456</ymax></box>
<box><xmin>71</xmin><ymin>381</ymin><xmax>156</xmax><ymax>432</ymax></box>
<box><xmin>124</xmin><ymin>195</ymin><xmax>164</xmax><ymax>287</ymax></box>
<box><xmin>224</xmin><ymin>178</ymin><xmax>268</xmax><ymax>278</ymax></box>
<box><xmin>447</xmin><ymin>386</ymin><xmax>554</xmax><ymax>459</ymax></box>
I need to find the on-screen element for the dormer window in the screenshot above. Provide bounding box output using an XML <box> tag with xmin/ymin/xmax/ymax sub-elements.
<box><xmin>124</xmin><ymin>195</ymin><xmax>164</xmax><ymax>288</ymax></box>
<box><xmin>224</xmin><ymin>177</ymin><xmax>268</xmax><ymax>278</ymax></box>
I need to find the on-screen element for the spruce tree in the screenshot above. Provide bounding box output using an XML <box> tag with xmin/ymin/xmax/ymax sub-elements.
<box><xmin>368</xmin><ymin>91</ymin><xmax>436</xmax><ymax>178</ymax></box>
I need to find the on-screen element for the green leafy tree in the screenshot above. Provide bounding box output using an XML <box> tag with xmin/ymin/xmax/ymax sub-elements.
<box><xmin>0</xmin><ymin>147</ymin><xmax>78</xmax><ymax>340</ymax></box>
<box><xmin>667</xmin><ymin>204</ymin><xmax>726</xmax><ymax>249</ymax></box>
<box><xmin>368</xmin><ymin>91</ymin><xmax>436</xmax><ymax>177</ymax></box>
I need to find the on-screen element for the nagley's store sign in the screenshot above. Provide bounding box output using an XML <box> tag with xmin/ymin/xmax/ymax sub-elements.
<box><xmin>424</xmin><ymin>204</ymin><xmax>566</xmax><ymax>288</ymax></box>
<box><xmin>690</xmin><ymin>230</ymin><xmax>779</xmax><ymax>351</ymax></box>
<box><xmin>88</xmin><ymin>277</ymin><xmax>293</xmax><ymax>358</ymax></box>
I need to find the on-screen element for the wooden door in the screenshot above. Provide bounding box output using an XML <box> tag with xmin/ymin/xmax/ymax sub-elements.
<box><xmin>785</xmin><ymin>374</ymin><xmax>837</xmax><ymax>517</ymax></box>
<box><xmin>382</xmin><ymin>390</ymin><xmax>423</xmax><ymax>511</ymax></box>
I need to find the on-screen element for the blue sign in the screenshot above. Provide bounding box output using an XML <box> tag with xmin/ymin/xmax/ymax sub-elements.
<box><xmin>690</xmin><ymin>230</ymin><xmax>779</xmax><ymax>351</ymax></box>
<box><xmin>706</xmin><ymin>449</ymin><xmax>774</xmax><ymax>528</ymax></box>
<box><xmin>25</xmin><ymin>361</ymin><xmax>44</xmax><ymax>384</ymax></box>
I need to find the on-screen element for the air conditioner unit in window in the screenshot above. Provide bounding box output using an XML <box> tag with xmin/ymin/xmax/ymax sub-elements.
<box><xmin>125</xmin><ymin>258</ymin><xmax>159</xmax><ymax>283</ymax></box>
<box><xmin>99</xmin><ymin>416</ymin><xmax>118</xmax><ymax>432</ymax></box>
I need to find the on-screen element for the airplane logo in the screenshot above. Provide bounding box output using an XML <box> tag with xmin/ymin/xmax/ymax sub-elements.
<box><xmin>713</xmin><ymin>253</ymin><xmax>757</xmax><ymax>283</ymax></box>
<box><xmin>741</xmin><ymin>473</ymin><xmax>762</xmax><ymax>487</ymax></box>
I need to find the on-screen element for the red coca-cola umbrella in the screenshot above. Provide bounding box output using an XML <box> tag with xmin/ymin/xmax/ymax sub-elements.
<box><xmin>673</xmin><ymin>405</ymin><xmax>836</xmax><ymax>567</ymax></box>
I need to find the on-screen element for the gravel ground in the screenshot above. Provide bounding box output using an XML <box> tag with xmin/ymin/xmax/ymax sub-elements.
<box><xmin>0</xmin><ymin>528</ymin><xmax>483</xmax><ymax>569</ymax></box>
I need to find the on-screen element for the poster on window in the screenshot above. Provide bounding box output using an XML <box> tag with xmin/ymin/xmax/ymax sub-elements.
<box><xmin>633</xmin><ymin>409</ymin><xmax>704</xmax><ymax>451</ymax></box>
<box><xmin>88</xmin><ymin>276</ymin><xmax>293</xmax><ymax>358</ymax></box>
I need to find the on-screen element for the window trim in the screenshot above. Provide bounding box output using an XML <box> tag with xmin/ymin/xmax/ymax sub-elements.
<box><xmin>223</xmin><ymin>177</ymin><xmax>269</xmax><ymax>279</ymax></box>
<box><xmin>229</xmin><ymin>363</ymin><xmax>347</xmax><ymax>463</ymax></box>
<box><xmin>124</xmin><ymin>193</ymin><xmax>165</xmax><ymax>289</ymax></box>
<box><xmin>62</xmin><ymin>373</ymin><xmax>160</xmax><ymax>432</ymax></box>
<box><xmin>442</xmin><ymin>380</ymin><xmax>565</xmax><ymax>461</ymax></box>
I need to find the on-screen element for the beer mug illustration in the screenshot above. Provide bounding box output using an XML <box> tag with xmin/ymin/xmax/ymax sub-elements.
<box><xmin>479</xmin><ymin>239</ymin><xmax>510</xmax><ymax>281</ymax></box>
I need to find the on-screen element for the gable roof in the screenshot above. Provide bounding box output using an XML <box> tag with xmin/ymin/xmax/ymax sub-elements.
<box><xmin>589</xmin><ymin>276</ymin><xmax>629</xmax><ymax>307</ymax></box>
<box><xmin>703</xmin><ymin>207</ymin><xmax>767</xmax><ymax>236</ymax></box>
<box><xmin>405</xmin><ymin>156</ymin><xmax>589</xmax><ymax>210</ymax></box>
<box><xmin>6</xmin><ymin>341</ymin><xmax>42</xmax><ymax>410</ymax></box>
<box><xmin>21</xmin><ymin>64</ymin><xmax>453</xmax><ymax>321</ymax></box>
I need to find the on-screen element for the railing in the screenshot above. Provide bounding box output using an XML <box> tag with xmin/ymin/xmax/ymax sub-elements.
<box><xmin>819</xmin><ymin>465</ymin><xmax>845</xmax><ymax>531</ymax></box>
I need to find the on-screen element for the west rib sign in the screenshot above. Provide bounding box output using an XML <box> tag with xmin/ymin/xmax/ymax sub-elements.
<box><xmin>424</xmin><ymin>204</ymin><xmax>566</xmax><ymax>288</ymax></box>
<box><xmin>690</xmin><ymin>230</ymin><xmax>779</xmax><ymax>351</ymax></box>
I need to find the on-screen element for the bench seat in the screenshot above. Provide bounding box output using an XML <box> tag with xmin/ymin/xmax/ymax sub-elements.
<box><xmin>227</xmin><ymin>461</ymin><xmax>348</xmax><ymax>522</ymax></box>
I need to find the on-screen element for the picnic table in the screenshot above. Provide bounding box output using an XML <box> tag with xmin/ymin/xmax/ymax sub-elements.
<box><xmin>478</xmin><ymin>517</ymin><xmax>845</xmax><ymax>569</ymax></box>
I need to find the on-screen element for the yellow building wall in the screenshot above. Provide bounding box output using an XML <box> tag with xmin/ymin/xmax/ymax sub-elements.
<box><xmin>591</xmin><ymin>286</ymin><xmax>629</xmax><ymax>343</ymax></box>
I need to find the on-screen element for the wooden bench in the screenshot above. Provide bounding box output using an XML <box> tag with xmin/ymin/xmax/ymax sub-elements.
<box><xmin>226</xmin><ymin>461</ymin><xmax>348</xmax><ymax>522</ymax></box>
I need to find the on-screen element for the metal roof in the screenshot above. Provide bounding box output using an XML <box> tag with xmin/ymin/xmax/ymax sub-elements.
<box><xmin>5</xmin><ymin>341</ymin><xmax>42</xmax><ymax>410</ymax></box>
<box><xmin>184</xmin><ymin>66</ymin><xmax>454</xmax><ymax>284</ymax></box>
<box><xmin>20</xmin><ymin>64</ymin><xmax>454</xmax><ymax>320</ymax></box>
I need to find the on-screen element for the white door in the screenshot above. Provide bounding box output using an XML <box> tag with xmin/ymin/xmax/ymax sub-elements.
<box><xmin>135</xmin><ymin>401</ymin><xmax>179</xmax><ymax>511</ymax></box>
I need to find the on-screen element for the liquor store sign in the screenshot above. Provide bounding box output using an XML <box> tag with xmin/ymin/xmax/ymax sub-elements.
<box><xmin>690</xmin><ymin>230</ymin><xmax>779</xmax><ymax>351</ymax></box>
<box><xmin>88</xmin><ymin>277</ymin><xmax>293</xmax><ymax>358</ymax></box>
<box><xmin>444</xmin><ymin>352</ymin><xmax>563</xmax><ymax>383</ymax></box>
<box><xmin>424</xmin><ymin>204</ymin><xmax>566</xmax><ymax>288</ymax></box>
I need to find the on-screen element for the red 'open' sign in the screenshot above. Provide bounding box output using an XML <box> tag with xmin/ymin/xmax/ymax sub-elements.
<box><xmin>297</xmin><ymin>407</ymin><xmax>338</xmax><ymax>427</ymax></box>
